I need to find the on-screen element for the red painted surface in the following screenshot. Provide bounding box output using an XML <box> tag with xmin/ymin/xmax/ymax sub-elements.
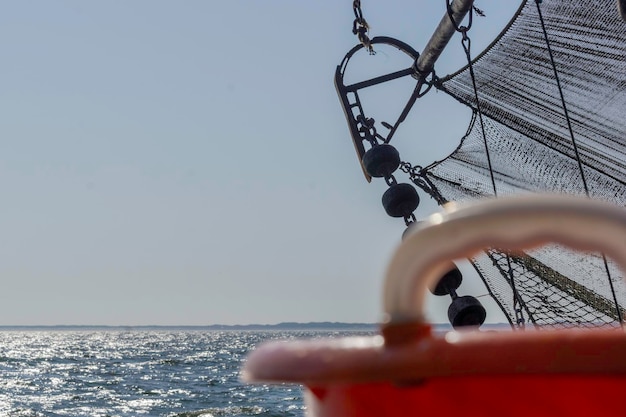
<box><xmin>306</xmin><ymin>375</ymin><xmax>626</xmax><ymax>417</ymax></box>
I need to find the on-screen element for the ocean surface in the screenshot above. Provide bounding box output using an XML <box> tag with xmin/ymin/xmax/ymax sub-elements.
<box><xmin>0</xmin><ymin>328</ymin><xmax>374</xmax><ymax>417</ymax></box>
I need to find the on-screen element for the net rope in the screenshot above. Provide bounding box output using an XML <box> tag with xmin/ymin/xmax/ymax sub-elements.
<box><xmin>423</xmin><ymin>0</ymin><xmax>626</xmax><ymax>327</ymax></box>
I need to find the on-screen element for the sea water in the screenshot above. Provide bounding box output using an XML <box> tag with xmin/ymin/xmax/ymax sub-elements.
<box><xmin>0</xmin><ymin>329</ymin><xmax>372</xmax><ymax>417</ymax></box>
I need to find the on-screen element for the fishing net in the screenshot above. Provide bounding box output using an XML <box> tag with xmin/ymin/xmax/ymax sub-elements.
<box><xmin>420</xmin><ymin>0</ymin><xmax>626</xmax><ymax>327</ymax></box>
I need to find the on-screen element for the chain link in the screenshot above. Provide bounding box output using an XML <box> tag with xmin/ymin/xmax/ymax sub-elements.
<box><xmin>403</xmin><ymin>213</ymin><xmax>416</xmax><ymax>226</ymax></box>
<box><xmin>445</xmin><ymin>1</ymin><xmax>484</xmax><ymax>34</ymax></box>
<box><xmin>399</xmin><ymin>161</ymin><xmax>419</xmax><ymax>177</ymax></box>
<box><xmin>356</xmin><ymin>115</ymin><xmax>378</xmax><ymax>146</ymax></box>
<box><xmin>384</xmin><ymin>174</ymin><xmax>397</xmax><ymax>187</ymax></box>
<box><xmin>352</xmin><ymin>0</ymin><xmax>375</xmax><ymax>54</ymax></box>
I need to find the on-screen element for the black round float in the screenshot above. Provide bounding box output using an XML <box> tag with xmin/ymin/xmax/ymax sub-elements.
<box><xmin>362</xmin><ymin>144</ymin><xmax>401</xmax><ymax>178</ymax></box>
<box><xmin>430</xmin><ymin>266</ymin><xmax>463</xmax><ymax>296</ymax></box>
<box><xmin>448</xmin><ymin>295</ymin><xmax>487</xmax><ymax>329</ymax></box>
<box><xmin>382</xmin><ymin>183</ymin><xmax>419</xmax><ymax>217</ymax></box>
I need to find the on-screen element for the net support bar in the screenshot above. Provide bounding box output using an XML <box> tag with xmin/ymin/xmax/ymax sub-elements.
<box><xmin>416</xmin><ymin>0</ymin><xmax>474</xmax><ymax>74</ymax></box>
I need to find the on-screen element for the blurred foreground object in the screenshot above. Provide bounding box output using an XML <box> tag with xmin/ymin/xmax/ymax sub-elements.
<box><xmin>243</xmin><ymin>195</ymin><xmax>626</xmax><ymax>417</ymax></box>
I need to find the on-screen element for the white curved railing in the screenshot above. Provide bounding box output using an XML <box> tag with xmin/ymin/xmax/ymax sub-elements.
<box><xmin>383</xmin><ymin>195</ymin><xmax>626</xmax><ymax>325</ymax></box>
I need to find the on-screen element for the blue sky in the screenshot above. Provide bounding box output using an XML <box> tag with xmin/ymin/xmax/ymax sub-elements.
<box><xmin>0</xmin><ymin>1</ymin><xmax>517</xmax><ymax>325</ymax></box>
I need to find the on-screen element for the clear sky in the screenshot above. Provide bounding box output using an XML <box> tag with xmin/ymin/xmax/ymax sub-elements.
<box><xmin>0</xmin><ymin>1</ymin><xmax>518</xmax><ymax>325</ymax></box>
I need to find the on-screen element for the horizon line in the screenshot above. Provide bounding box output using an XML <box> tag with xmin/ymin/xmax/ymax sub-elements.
<box><xmin>0</xmin><ymin>322</ymin><xmax>512</xmax><ymax>329</ymax></box>
<box><xmin>0</xmin><ymin>321</ymin><xmax>380</xmax><ymax>328</ymax></box>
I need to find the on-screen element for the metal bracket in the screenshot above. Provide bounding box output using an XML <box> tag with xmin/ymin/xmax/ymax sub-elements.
<box><xmin>335</xmin><ymin>37</ymin><xmax>421</xmax><ymax>182</ymax></box>
<box><xmin>335</xmin><ymin>0</ymin><xmax>475</xmax><ymax>182</ymax></box>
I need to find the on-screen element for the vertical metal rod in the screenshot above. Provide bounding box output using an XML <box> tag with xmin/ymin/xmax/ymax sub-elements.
<box><xmin>415</xmin><ymin>0</ymin><xmax>474</xmax><ymax>74</ymax></box>
<box><xmin>619</xmin><ymin>0</ymin><xmax>626</xmax><ymax>22</ymax></box>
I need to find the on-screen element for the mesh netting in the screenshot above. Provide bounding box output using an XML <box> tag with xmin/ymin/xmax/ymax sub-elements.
<box><xmin>420</xmin><ymin>0</ymin><xmax>626</xmax><ymax>327</ymax></box>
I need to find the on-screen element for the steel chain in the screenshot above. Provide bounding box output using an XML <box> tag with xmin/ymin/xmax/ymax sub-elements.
<box><xmin>356</xmin><ymin>115</ymin><xmax>378</xmax><ymax>146</ymax></box>
<box><xmin>445</xmin><ymin>1</ymin><xmax>484</xmax><ymax>34</ymax></box>
<box><xmin>403</xmin><ymin>164</ymin><xmax>426</xmax><ymax>191</ymax></box>
<box><xmin>352</xmin><ymin>0</ymin><xmax>375</xmax><ymax>54</ymax></box>
<box><xmin>403</xmin><ymin>213</ymin><xmax>416</xmax><ymax>226</ymax></box>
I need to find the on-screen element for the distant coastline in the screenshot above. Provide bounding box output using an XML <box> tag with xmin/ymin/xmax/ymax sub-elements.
<box><xmin>0</xmin><ymin>322</ymin><xmax>379</xmax><ymax>331</ymax></box>
<box><xmin>0</xmin><ymin>322</ymin><xmax>512</xmax><ymax>331</ymax></box>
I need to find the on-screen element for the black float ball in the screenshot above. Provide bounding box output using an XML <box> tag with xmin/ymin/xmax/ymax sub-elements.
<box><xmin>382</xmin><ymin>183</ymin><xmax>419</xmax><ymax>217</ymax></box>
<box><xmin>362</xmin><ymin>144</ymin><xmax>401</xmax><ymax>178</ymax></box>
<box><xmin>430</xmin><ymin>266</ymin><xmax>463</xmax><ymax>296</ymax></box>
<box><xmin>448</xmin><ymin>296</ymin><xmax>487</xmax><ymax>328</ymax></box>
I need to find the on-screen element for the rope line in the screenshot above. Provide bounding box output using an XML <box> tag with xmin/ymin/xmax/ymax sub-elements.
<box><xmin>535</xmin><ymin>0</ymin><xmax>623</xmax><ymax>326</ymax></box>
<box><xmin>449</xmin><ymin>4</ymin><xmax>527</xmax><ymax>327</ymax></box>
